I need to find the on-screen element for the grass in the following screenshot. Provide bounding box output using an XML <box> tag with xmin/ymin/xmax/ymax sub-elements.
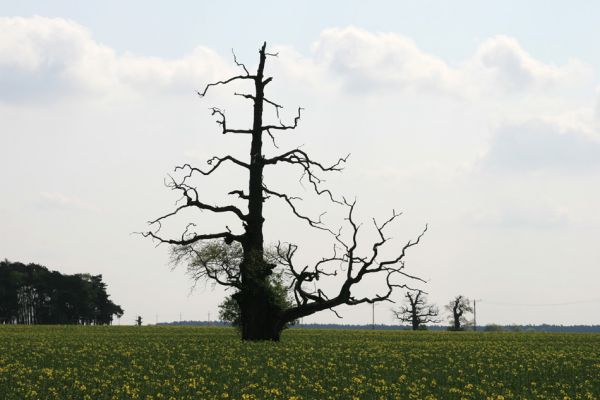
<box><xmin>0</xmin><ymin>325</ymin><xmax>598</xmax><ymax>399</ymax></box>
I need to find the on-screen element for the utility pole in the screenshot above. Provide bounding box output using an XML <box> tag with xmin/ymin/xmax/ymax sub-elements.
<box><xmin>372</xmin><ymin>303</ymin><xmax>375</xmax><ymax>330</ymax></box>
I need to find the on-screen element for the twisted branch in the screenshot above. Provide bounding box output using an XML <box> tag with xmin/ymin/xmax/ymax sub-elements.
<box><xmin>276</xmin><ymin>200</ymin><xmax>428</xmax><ymax>322</ymax></box>
<box><xmin>210</xmin><ymin>108</ymin><xmax>253</xmax><ymax>135</ymax></box>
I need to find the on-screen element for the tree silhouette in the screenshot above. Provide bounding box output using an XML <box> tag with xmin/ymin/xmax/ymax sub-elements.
<box><xmin>144</xmin><ymin>43</ymin><xmax>427</xmax><ymax>341</ymax></box>
<box><xmin>0</xmin><ymin>260</ymin><xmax>123</xmax><ymax>324</ymax></box>
<box><xmin>393</xmin><ymin>290</ymin><xmax>440</xmax><ymax>330</ymax></box>
<box><xmin>446</xmin><ymin>295</ymin><xmax>473</xmax><ymax>331</ymax></box>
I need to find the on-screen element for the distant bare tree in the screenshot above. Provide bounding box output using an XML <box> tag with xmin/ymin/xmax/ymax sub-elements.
<box><xmin>445</xmin><ymin>295</ymin><xmax>472</xmax><ymax>331</ymax></box>
<box><xmin>392</xmin><ymin>290</ymin><xmax>440</xmax><ymax>330</ymax></box>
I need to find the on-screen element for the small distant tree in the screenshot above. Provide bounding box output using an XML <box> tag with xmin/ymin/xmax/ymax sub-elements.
<box><xmin>218</xmin><ymin>296</ymin><xmax>239</xmax><ymax>326</ymax></box>
<box><xmin>136</xmin><ymin>316</ymin><xmax>142</xmax><ymax>326</ymax></box>
<box><xmin>392</xmin><ymin>290</ymin><xmax>440</xmax><ymax>330</ymax></box>
<box><xmin>445</xmin><ymin>295</ymin><xmax>472</xmax><ymax>331</ymax></box>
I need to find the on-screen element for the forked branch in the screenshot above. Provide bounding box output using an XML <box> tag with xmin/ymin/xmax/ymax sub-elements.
<box><xmin>276</xmin><ymin>201</ymin><xmax>428</xmax><ymax>322</ymax></box>
<box><xmin>210</xmin><ymin>108</ymin><xmax>253</xmax><ymax>135</ymax></box>
<box><xmin>175</xmin><ymin>156</ymin><xmax>249</xmax><ymax>181</ymax></box>
<box><xmin>263</xmin><ymin>107</ymin><xmax>303</xmax><ymax>132</ymax></box>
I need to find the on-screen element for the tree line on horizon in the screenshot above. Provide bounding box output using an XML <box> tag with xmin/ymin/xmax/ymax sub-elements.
<box><xmin>0</xmin><ymin>260</ymin><xmax>123</xmax><ymax>325</ymax></box>
<box><xmin>158</xmin><ymin>320</ymin><xmax>600</xmax><ymax>333</ymax></box>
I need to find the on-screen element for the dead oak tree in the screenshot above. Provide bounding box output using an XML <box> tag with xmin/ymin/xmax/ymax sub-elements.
<box><xmin>144</xmin><ymin>43</ymin><xmax>427</xmax><ymax>341</ymax></box>
<box><xmin>393</xmin><ymin>290</ymin><xmax>440</xmax><ymax>330</ymax></box>
<box><xmin>446</xmin><ymin>295</ymin><xmax>473</xmax><ymax>331</ymax></box>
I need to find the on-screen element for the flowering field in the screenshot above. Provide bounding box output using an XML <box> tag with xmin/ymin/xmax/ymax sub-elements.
<box><xmin>0</xmin><ymin>326</ymin><xmax>598</xmax><ymax>399</ymax></box>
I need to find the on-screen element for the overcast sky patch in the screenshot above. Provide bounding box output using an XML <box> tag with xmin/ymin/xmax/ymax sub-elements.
<box><xmin>37</xmin><ymin>191</ymin><xmax>98</xmax><ymax>213</ymax></box>
<box><xmin>482</xmin><ymin>120</ymin><xmax>600</xmax><ymax>172</ymax></box>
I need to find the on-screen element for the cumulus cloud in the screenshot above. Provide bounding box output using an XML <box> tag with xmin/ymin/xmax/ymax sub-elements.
<box><xmin>0</xmin><ymin>16</ymin><xmax>111</xmax><ymax>101</ymax></box>
<box><xmin>116</xmin><ymin>47</ymin><xmax>232</xmax><ymax>94</ymax></box>
<box><xmin>0</xmin><ymin>16</ymin><xmax>232</xmax><ymax>103</ymax></box>
<box><xmin>268</xmin><ymin>45</ymin><xmax>331</xmax><ymax>90</ymax></box>
<box><xmin>482</xmin><ymin>120</ymin><xmax>600</xmax><ymax>172</ymax></box>
<box><xmin>0</xmin><ymin>19</ymin><xmax>593</xmax><ymax>104</ymax></box>
<box><xmin>311</xmin><ymin>26</ymin><xmax>458</xmax><ymax>94</ymax></box>
<box><xmin>472</xmin><ymin>35</ymin><xmax>591</xmax><ymax>91</ymax></box>
<box><xmin>294</xmin><ymin>27</ymin><xmax>592</xmax><ymax>98</ymax></box>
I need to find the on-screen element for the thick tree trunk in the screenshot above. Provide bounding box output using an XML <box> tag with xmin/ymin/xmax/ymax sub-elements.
<box><xmin>237</xmin><ymin>43</ymin><xmax>285</xmax><ymax>341</ymax></box>
<box><xmin>411</xmin><ymin>302</ymin><xmax>419</xmax><ymax>331</ymax></box>
<box><xmin>412</xmin><ymin>316</ymin><xmax>419</xmax><ymax>331</ymax></box>
<box><xmin>453</xmin><ymin>311</ymin><xmax>461</xmax><ymax>330</ymax></box>
<box><xmin>236</xmin><ymin>252</ymin><xmax>286</xmax><ymax>341</ymax></box>
<box><xmin>235</xmin><ymin>275</ymin><xmax>284</xmax><ymax>341</ymax></box>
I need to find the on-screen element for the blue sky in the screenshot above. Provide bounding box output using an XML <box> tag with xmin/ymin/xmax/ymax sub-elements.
<box><xmin>4</xmin><ymin>0</ymin><xmax>600</xmax><ymax>66</ymax></box>
<box><xmin>1</xmin><ymin>2</ymin><xmax>599</xmax><ymax>326</ymax></box>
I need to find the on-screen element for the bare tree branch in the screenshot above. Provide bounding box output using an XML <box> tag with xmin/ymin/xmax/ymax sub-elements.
<box><xmin>210</xmin><ymin>108</ymin><xmax>253</xmax><ymax>135</ymax></box>
<box><xmin>197</xmin><ymin>75</ymin><xmax>254</xmax><ymax>98</ymax></box>
<box><xmin>264</xmin><ymin>149</ymin><xmax>349</xmax><ymax>204</ymax></box>
<box><xmin>276</xmin><ymin>200</ymin><xmax>428</xmax><ymax>323</ymax></box>
<box><xmin>228</xmin><ymin>189</ymin><xmax>250</xmax><ymax>200</ymax></box>
<box><xmin>175</xmin><ymin>156</ymin><xmax>249</xmax><ymax>180</ymax></box>
<box><xmin>141</xmin><ymin>229</ymin><xmax>241</xmax><ymax>247</ymax></box>
<box><xmin>263</xmin><ymin>185</ymin><xmax>335</xmax><ymax>234</ymax></box>
<box><xmin>156</xmin><ymin>175</ymin><xmax>248</xmax><ymax>221</ymax></box>
<box><xmin>231</xmin><ymin>49</ymin><xmax>250</xmax><ymax>76</ymax></box>
<box><xmin>235</xmin><ymin>92</ymin><xmax>282</xmax><ymax>119</ymax></box>
<box><xmin>262</xmin><ymin>107</ymin><xmax>303</xmax><ymax>132</ymax></box>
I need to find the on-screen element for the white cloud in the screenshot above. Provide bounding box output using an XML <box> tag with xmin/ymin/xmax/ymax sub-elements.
<box><xmin>472</xmin><ymin>35</ymin><xmax>591</xmax><ymax>91</ymax></box>
<box><xmin>0</xmin><ymin>19</ymin><xmax>593</xmax><ymax>106</ymax></box>
<box><xmin>0</xmin><ymin>16</ymin><xmax>232</xmax><ymax>103</ymax></box>
<box><xmin>0</xmin><ymin>16</ymin><xmax>117</xmax><ymax>101</ymax></box>
<box><xmin>311</xmin><ymin>26</ymin><xmax>458</xmax><ymax>95</ymax></box>
<box><xmin>268</xmin><ymin>45</ymin><xmax>333</xmax><ymax>92</ymax></box>
<box><xmin>302</xmin><ymin>28</ymin><xmax>592</xmax><ymax>98</ymax></box>
<box><xmin>116</xmin><ymin>46</ymin><xmax>232</xmax><ymax>94</ymax></box>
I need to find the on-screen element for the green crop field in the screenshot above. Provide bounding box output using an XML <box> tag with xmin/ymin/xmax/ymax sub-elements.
<box><xmin>0</xmin><ymin>326</ymin><xmax>598</xmax><ymax>400</ymax></box>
